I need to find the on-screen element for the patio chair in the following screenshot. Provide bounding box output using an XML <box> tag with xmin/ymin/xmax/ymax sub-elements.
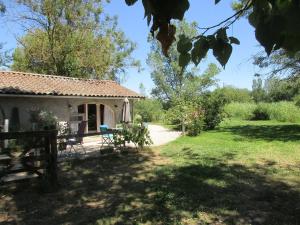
<box><xmin>100</xmin><ymin>124</ymin><xmax>114</xmax><ymax>149</ymax></box>
<box><xmin>66</xmin><ymin>121</ymin><xmax>87</xmax><ymax>155</ymax></box>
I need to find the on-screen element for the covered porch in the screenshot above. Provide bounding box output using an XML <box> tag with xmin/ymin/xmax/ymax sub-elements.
<box><xmin>67</xmin><ymin>98</ymin><xmax>135</xmax><ymax>134</ymax></box>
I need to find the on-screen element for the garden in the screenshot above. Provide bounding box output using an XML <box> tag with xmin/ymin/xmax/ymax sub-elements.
<box><xmin>1</xmin><ymin>118</ymin><xmax>299</xmax><ymax>224</ymax></box>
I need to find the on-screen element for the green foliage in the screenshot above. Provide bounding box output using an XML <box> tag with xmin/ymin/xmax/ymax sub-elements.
<box><xmin>29</xmin><ymin>109</ymin><xmax>58</xmax><ymax>130</ymax></box>
<box><xmin>225</xmin><ymin>102</ymin><xmax>257</xmax><ymax>120</ymax></box>
<box><xmin>201</xmin><ymin>92</ymin><xmax>228</xmax><ymax>130</ymax></box>
<box><xmin>225</xmin><ymin>102</ymin><xmax>300</xmax><ymax>123</ymax></box>
<box><xmin>186</xmin><ymin>109</ymin><xmax>204</xmax><ymax>136</ymax></box>
<box><xmin>214</xmin><ymin>86</ymin><xmax>252</xmax><ymax>103</ymax></box>
<box><xmin>254</xmin><ymin>50</ymin><xmax>300</xmax><ymax>79</ymax></box>
<box><xmin>134</xmin><ymin>99</ymin><xmax>164</xmax><ymax>122</ymax></box>
<box><xmin>294</xmin><ymin>95</ymin><xmax>300</xmax><ymax>107</ymax></box>
<box><xmin>266</xmin><ymin>102</ymin><xmax>300</xmax><ymax>123</ymax></box>
<box><xmin>252</xmin><ymin>103</ymin><xmax>270</xmax><ymax>120</ymax></box>
<box><xmin>177</xmin><ymin>29</ymin><xmax>238</xmax><ymax>69</ymax></box>
<box><xmin>165</xmin><ymin>100</ymin><xmax>196</xmax><ymax>133</ymax></box>
<box><xmin>12</xmin><ymin>0</ymin><xmax>139</xmax><ymax>81</ymax></box>
<box><xmin>264</xmin><ymin>77</ymin><xmax>300</xmax><ymax>102</ymax></box>
<box><xmin>115</xmin><ymin>123</ymin><xmax>153</xmax><ymax>149</ymax></box>
<box><xmin>131</xmin><ymin>123</ymin><xmax>153</xmax><ymax>149</ymax></box>
<box><xmin>127</xmin><ymin>0</ymin><xmax>300</xmax><ymax>66</ymax></box>
<box><xmin>148</xmin><ymin>20</ymin><xmax>219</xmax><ymax>104</ymax></box>
<box><xmin>0</xmin><ymin>43</ymin><xmax>10</xmax><ymax>68</ymax></box>
<box><xmin>252</xmin><ymin>76</ymin><xmax>267</xmax><ymax>103</ymax></box>
<box><xmin>0</xmin><ymin>1</ymin><xmax>5</xmax><ymax>14</ymax></box>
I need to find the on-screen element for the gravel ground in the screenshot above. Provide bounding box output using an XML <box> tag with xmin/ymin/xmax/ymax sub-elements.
<box><xmin>147</xmin><ymin>124</ymin><xmax>182</xmax><ymax>146</ymax></box>
<box><xmin>82</xmin><ymin>124</ymin><xmax>181</xmax><ymax>147</ymax></box>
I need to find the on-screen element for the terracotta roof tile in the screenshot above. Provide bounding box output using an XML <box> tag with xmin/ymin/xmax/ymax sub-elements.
<box><xmin>0</xmin><ymin>71</ymin><xmax>143</xmax><ymax>98</ymax></box>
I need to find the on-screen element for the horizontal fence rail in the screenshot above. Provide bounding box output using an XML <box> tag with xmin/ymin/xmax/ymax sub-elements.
<box><xmin>0</xmin><ymin>130</ymin><xmax>58</xmax><ymax>186</ymax></box>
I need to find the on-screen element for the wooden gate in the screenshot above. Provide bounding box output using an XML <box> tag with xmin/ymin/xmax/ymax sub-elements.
<box><xmin>0</xmin><ymin>130</ymin><xmax>58</xmax><ymax>186</ymax></box>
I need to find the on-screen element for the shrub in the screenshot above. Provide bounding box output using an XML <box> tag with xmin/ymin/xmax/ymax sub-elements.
<box><xmin>114</xmin><ymin>123</ymin><xmax>153</xmax><ymax>149</ymax></box>
<box><xmin>224</xmin><ymin>102</ymin><xmax>256</xmax><ymax>120</ymax></box>
<box><xmin>201</xmin><ymin>92</ymin><xmax>227</xmax><ymax>130</ymax></box>
<box><xmin>29</xmin><ymin>109</ymin><xmax>58</xmax><ymax>130</ymax></box>
<box><xmin>214</xmin><ymin>86</ymin><xmax>252</xmax><ymax>103</ymax></box>
<box><xmin>186</xmin><ymin>107</ymin><xmax>205</xmax><ymax>136</ymax></box>
<box><xmin>134</xmin><ymin>99</ymin><xmax>164</xmax><ymax>122</ymax></box>
<box><xmin>252</xmin><ymin>103</ymin><xmax>270</xmax><ymax>120</ymax></box>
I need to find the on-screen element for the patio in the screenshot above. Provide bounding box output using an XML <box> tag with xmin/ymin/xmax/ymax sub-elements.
<box><xmin>57</xmin><ymin>124</ymin><xmax>182</xmax><ymax>160</ymax></box>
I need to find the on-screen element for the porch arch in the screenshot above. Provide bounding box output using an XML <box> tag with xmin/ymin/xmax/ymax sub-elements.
<box><xmin>74</xmin><ymin>103</ymin><xmax>116</xmax><ymax>133</ymax></box>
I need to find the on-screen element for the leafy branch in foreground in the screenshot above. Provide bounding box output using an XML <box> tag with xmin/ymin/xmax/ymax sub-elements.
<box><xmin>125</xmin><ymin>0</ymin><xmax>300</xmax><ymax>69</ymax></box>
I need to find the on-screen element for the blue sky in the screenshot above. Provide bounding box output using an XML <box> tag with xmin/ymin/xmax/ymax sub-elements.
<box><xmin>0</xmin><ymin>0</ymin><xmax>263</xmax><ymax>94</ymax></box>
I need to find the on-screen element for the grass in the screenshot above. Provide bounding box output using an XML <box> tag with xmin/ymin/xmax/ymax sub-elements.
<box><xmin>1</xmin><ymin>119</ymin><xmax>300</xmax><ymax>224</ymax></box>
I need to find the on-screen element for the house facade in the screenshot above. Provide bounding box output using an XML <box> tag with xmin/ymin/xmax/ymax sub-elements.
<box><xmin>0</xmin><ymin>71</ymin><xmax>143</xmax><ymax>133</ymax></box>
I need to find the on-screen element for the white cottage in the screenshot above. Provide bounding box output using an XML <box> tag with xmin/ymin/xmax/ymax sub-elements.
<box><xmin>0</xmin><ymin>71</ymin><xmax>143</xmax><ymax>133</ymax></box>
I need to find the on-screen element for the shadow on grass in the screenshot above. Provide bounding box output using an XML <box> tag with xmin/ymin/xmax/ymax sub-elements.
<box><xmin>222</xmin><ymin>124</ymin><xmax>300</xmax><ymax>142</ymax></box>
<box><xmin>1</xmin><ymin>150</ymin><xmax>300</xmax><ymax>225</ymax></box>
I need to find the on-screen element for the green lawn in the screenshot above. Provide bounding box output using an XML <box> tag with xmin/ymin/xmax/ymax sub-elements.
<box><xmin>1</xmin><ymin>120</ymin><xmax>300</xmax><ymax>225</ymax></box>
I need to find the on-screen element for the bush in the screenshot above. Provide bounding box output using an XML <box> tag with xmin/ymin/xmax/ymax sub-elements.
<box><xmin>201</xmin><ymin>92</ymin><xmax>227</xmax><ymax>130</ymax></box>
<box><xmin>214</xmin><ymin>86</ymin><xmax>252</xmax><ymax>103</ymax></box>
<box><xmin>186</xmin><ymin>108</ymin><xmax>205</xmax><ymax>136</ymax></box>
<box><xmin>252</xmin><ymin>103</ymin><xmax>270</xmax><ymax>120</ymax></box>
<box><xmin>114</xmin><ymin>123</ymin><xmax>153</xmax><ymax>149</ymax></box>
<box><xmin>134</xmin><ymin>99</ymin><xmax>164</xmax><ymax>122</ymax></box>
<box><xmin>224</xmin><ymin>102</ymin><xmax>256</xmax><ymax>120</ymax></box>
<box><xmin>29</xmin><ymin>109</ymin><xmax>58</xmax><ymax>130</ymax></box>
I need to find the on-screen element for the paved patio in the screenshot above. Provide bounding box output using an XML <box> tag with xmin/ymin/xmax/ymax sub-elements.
<box><xmin>58</xmin><ymin>125</ymin><xmax>182</xmax><ymax>160</ymax></box>
<box><xmin>83</xmin><ymin>124</ymin><xmax>181</xmax><ymax>146</ymax></box>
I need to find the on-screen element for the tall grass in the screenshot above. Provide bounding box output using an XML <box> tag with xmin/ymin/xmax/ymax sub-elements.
<box><xmin>225</xmin><ymin>102</ymin><xmax>300</xmax><ymax>122</ymax></box>
<box><xmin>224</xmin><ymin>102</ymin><xmax>256</xmax><ymax>120</ymax></box>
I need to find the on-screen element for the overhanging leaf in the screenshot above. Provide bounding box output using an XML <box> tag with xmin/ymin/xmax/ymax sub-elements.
<box><xmin>213</xmin><ymin>41</ymin><xmax>232</xmax><ymax>68</ymax></box>
<box><xmin>215</xmin><ymin>0</ymin><xmax>221</xmax><ymax>4</ymax></box>
<box><xmin>125</xmin><ymin>0</ymin><xmax>138</xmax><ymax>6</ymax></box>
<box><xmin>170</xmin><ymin>0</ymin><xmax>190</xmax><ymax>20</ymax></box>
<box><xmin>179</xmin><ymin>52</ymin><xmax>191</xmax><ymax>68</ymax></box>
<box><xmin>156</xmin><ymin>24</ymin><xmax>176</xmax><ymax>56</ymax></box>
<box><xmin>229</xmin><ymin>36</ymin><xmax>240</xmax><ymax>45</ymax></box>
<box><xmin>177</xmin><ymin>35</ymin><xmax>192</xmax><ymax>53</ymax></box>
<box><xmin>191</xmin><ymin>37</ymin><xmax>209</xmax><ymax>66</ymax></box>
<box><xmin>216</xmin><ymin>28</ymin><xmax>228</xmax><ymax>42</ymax></box>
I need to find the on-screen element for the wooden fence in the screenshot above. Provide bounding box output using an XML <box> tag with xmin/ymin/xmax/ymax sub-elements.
<box><xmin>0</xmin><ymin>130</ymin><xmax>58</xmax><ymax>186</ymax></box>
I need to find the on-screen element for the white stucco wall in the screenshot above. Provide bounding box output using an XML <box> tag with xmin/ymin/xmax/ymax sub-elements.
<box><xmin>0</xmin><ymin>96</ymin><xmax>131</xmax><ymax>131</ymax></box>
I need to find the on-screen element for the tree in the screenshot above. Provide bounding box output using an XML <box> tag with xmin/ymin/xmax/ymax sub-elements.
<box><xmin>134</xmin><ymin>98</ymin><xmax>164</xmax><ymax>122</ymax></box>
<box><xmin>11</xmin><ymin>0</ymin><xmax>139</xmax><ymax>81</ymax></box>
<box><xmin>264</xmin><ymin>77</ymin><xmax>300</xmax><ymax>102</ymax></box>
<box><xmin>214</xmin><ymin>86</ymin><xmax>252</xmax><ymax>103</ymax></box>
<box><xmin>254</xmin><ymin>50</ymin><xmax>300</xmax><ymax>79</ymax></box>
<box><xmin>125</xmin><ymin>0</ymin><xmax>300</xmax><ymax>68</ymax></box>
<box><xmin>0</xmin><ymin>1</ymin><xmax>5</xmax><ymax>14</ymax></box>
<box><xmin>252</xmin><ymin>75</ymin><xmax>266</xmax><ymax>103</ymax></box>
<box><xmin>0</xmin><ymin>43</ymin><xmax>10</xmax><ymax>68</ymax></box>
<box><xmin>139</xmin><ymin>83</ymin><xmax>147</xmax><ymax>96</ymax></box>
<box><xmin>148</xmin><ymin>20</ymin><xmax>220</xmax><ymax>105</ymax></box>
<box><xmin>0</xmin><ymin>1</ymin><xmax>10</xmax><ymax>68</ymax></box>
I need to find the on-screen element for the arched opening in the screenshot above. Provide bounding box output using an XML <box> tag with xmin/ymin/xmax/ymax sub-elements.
<box><xmin>76</xmin><ymin>103</ymin><xmax>115</xmax><ymax>133</ymax></box>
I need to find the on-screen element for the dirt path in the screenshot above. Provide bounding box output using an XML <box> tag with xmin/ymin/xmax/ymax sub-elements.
<box><xmin>147</xmin><ymin>124</ymin><xmax>181</xmax><ymax>146</ymax></box>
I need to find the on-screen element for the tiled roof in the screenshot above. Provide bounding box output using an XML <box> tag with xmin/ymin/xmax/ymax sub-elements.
<box><xmin>0</xmin><ymin>71</ymin><xmax>143</xmax><ymax>98</ymax></box>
